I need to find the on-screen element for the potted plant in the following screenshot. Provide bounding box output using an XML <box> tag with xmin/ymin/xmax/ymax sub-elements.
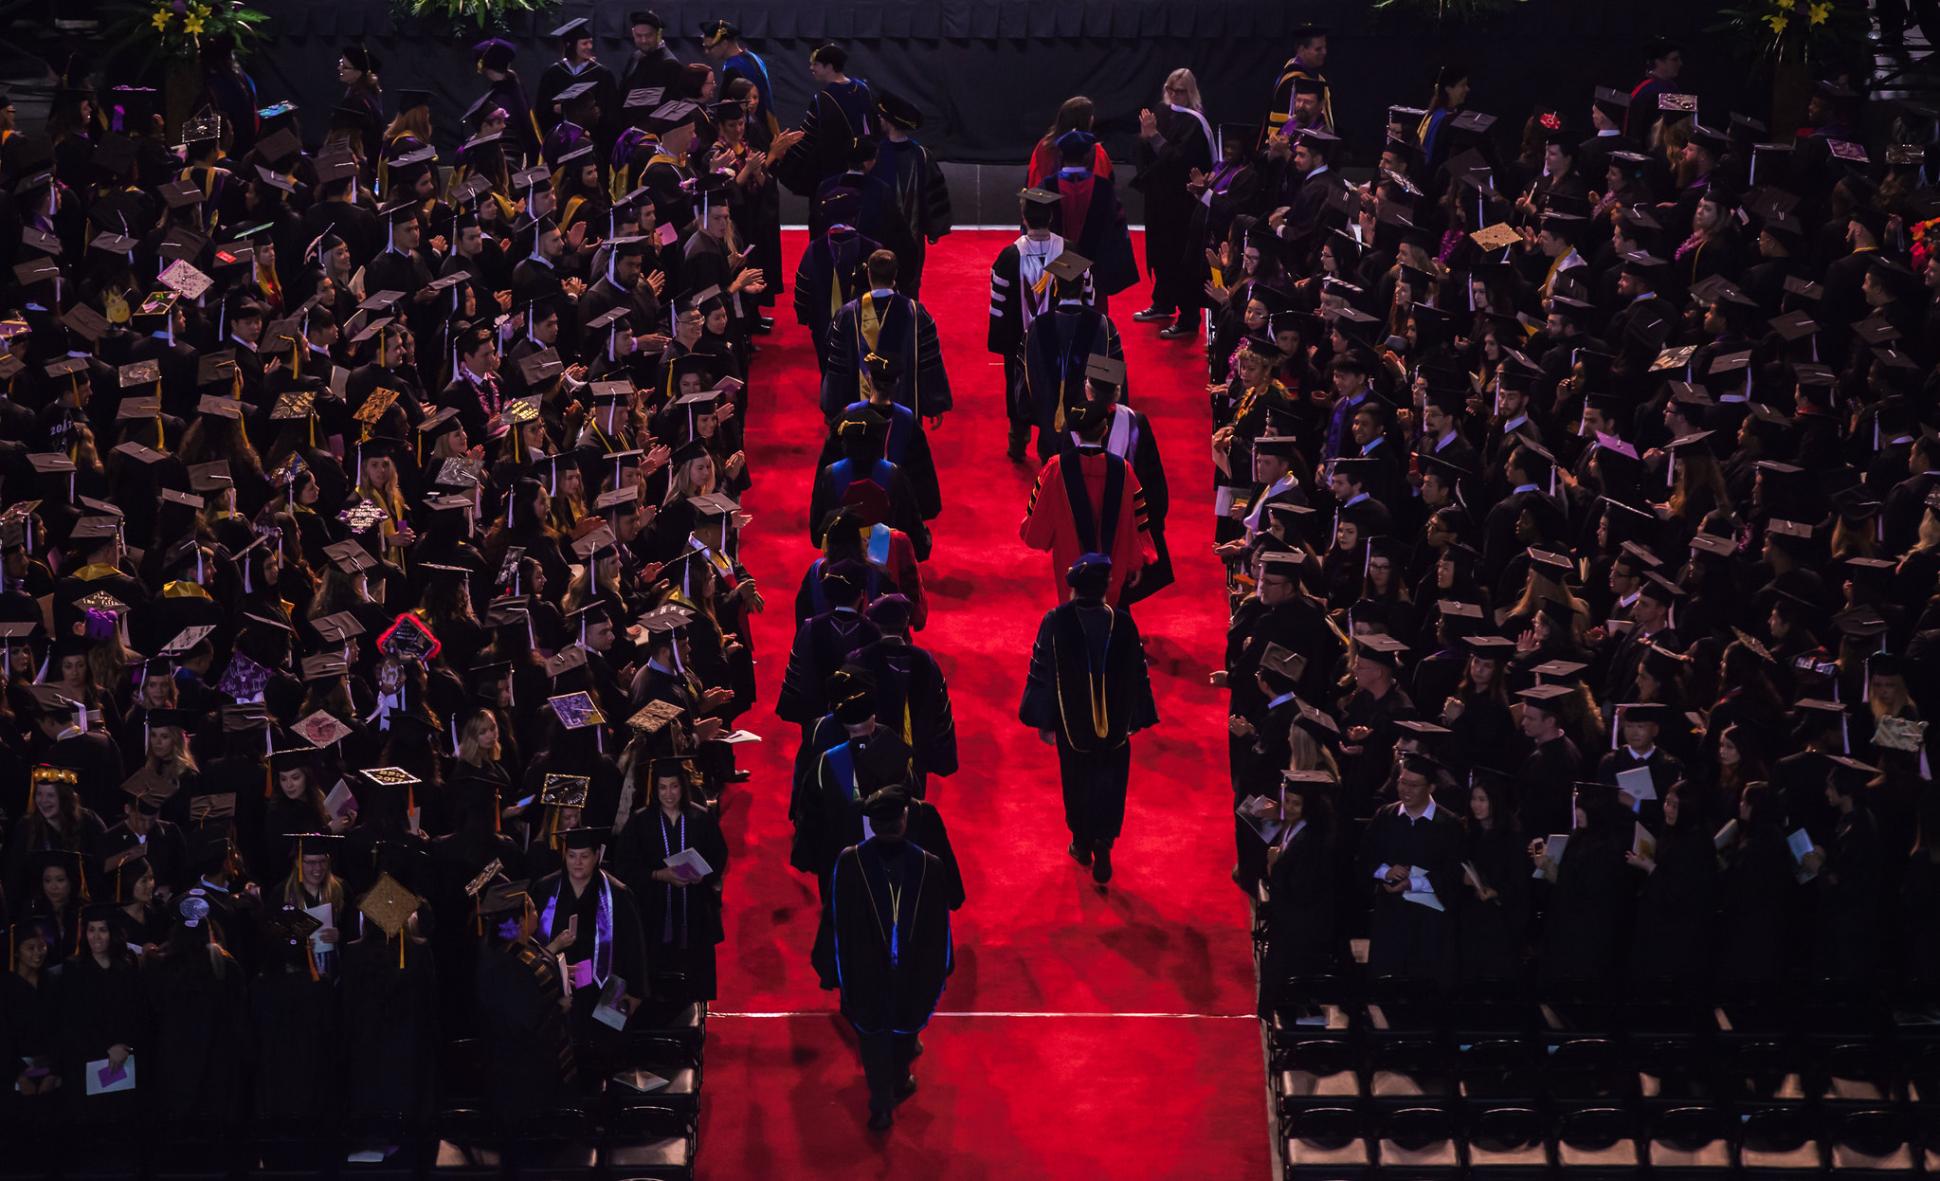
<box><xmin>396</xmin><ymin>0</ymin><xmax>555</xmax><ymax>35</ymax></box>
<box><xmin>1708</xmin><ymin>0</ymin><xmax>1868</xmax><ymax>135</ymax></box>
<box><xmin>105</xmin><ymin>0</ymin><xmax>271</xmax><ymax>134</ymax></box>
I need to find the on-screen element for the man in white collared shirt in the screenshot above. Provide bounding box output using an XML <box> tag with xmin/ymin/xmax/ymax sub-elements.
<box><xmin>1358</xmin><ymin>752</ymin><xmax>1461</xmax><ymax>983</ymax></box>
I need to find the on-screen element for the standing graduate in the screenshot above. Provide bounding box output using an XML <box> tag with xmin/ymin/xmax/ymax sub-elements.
<box><xmin>529</xmin><ymin>826</ymin><xmax>649</xmax><ymax>1058</ymax></box>
<box><xmin>1357</xmin><ymin>752</ymin><xmax>1461</xmax><ymax>985</ymax></box>
<box><xmin>534</xmin><ymin>19</ymin><xmax>618</xmax><ymax>142</ymax></box>
<box><xmin>870</xmin><ymin>91</ymin><xmax>953</xmax><ymax>302</ymax></box>
<box><xmin>1020</xmin><ymin>402</ymin><xmax>1155</xmax><ymax>605</ymax></box>
<box><xmin>471</xmin><ymin>877</ymin><xmax>576</xmax><ymax>1119</ymax></box>
<box><xmin>613</xmin><ymin>757</ymin><xmax>728</xmax><ymax>1004</ymax></box>
<box><xmin>830</xmin><ymin>787</ymin><xmax>954</xmax><ymax>1131</ymax></box>
<box><xmin>793</xmin><ymin>210</ymin><xmax>880</xmax><ymax>374</ymax></box>
<box><xmin>1018</xmin><ymin>553</ymin><xmax>1160</xmax><ymax>884</ymax></box>
<box><xmin>52</xmin><ymin>905</ymin><xmax>146</xmax><ymax>1127</ymax></box>
<box><xmin>619</xmin><ymin>11</ymin><xmax>685</xmax><ymax>99</ymax></box>
<box><xmin>1130</xmin><ymin>68</ymin><xmax>1216</xmax><ymax>339</ymax></box>
<box><xmin>340</xmin><ymin>866</ymin><xmax>440</xmax><ymax>1125</ymax></box>
<box><xmin>844</xmin><ymin>594</ymin><xmax>959</xmax><ymax>799</ymax></box>
<box><xmin>146</xmin><ymin>892</ymin><xmax>251</xmax><ymax>1126</ymax></box>
<box><xmin>818</xmin><ymin>249</ymin><xmax>951</xmax><ymax>423</ymax></box>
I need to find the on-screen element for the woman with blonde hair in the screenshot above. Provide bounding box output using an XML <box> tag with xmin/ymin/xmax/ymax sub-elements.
<box><xmin>1132</xmin><ymin>68</ymin><xmax>1216</xmax><ymax>340</ymax></box>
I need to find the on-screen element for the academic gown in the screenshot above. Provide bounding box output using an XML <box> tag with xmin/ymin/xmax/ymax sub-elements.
<box><xmin>473</xmin><ymin>938</ymin><xmax>576</xmax><ymax>1119</ymax></box>
<box><xmin>1258</xmin><ymin>821</ymin><xmax>1335</xmax><ymax>1016</ymax></box>
<box><xmin>1049</xmin><ymin>167</ymin><xmax>1139</xmax><ymax>297</ymax></box>
<box><xmin>52</xmin><ymin>954</ymin><xmax>147</xmax><ymax>1125</ymax></box>
<box><xmin>777</xmin><ymin>80</ymin><xmax>877</xmax><ymax>197</ymax></box>
<box><xmin>1538</xmin><ymin>826</ymin><xmax>1634</xmax><ymax>988</ymax></box>
<box><xmin>1020</xmin><ymin>303</ymin><xmax>1123</xmax><ymax>454</ymax></box>
<box><xmin>872</xmin><ymin>137</ymin><xmax>952</xmax><ymax>299</ymax></box>
<box><xmin>340</xmin><ymin>932</ymin><xmax>440</xmax><ymax>1121</ymax></box>
<box><xmin>249</xmin><ymin>965</ymin><xmax>342</xmax><ymax>1124</ymax></box>
<box><xmin>530</xmin><ymin>869</ymin><xmax>649</xmax><ymax>1047</ymax></box>
<box><xmin>792</xmin><ymin>227</ymin><xmax>880</xmax><ymax>371</ymax></box>
<box><xmin>1813</xmin><ymin>807</ymin><xmax>1884</xmax><ymax>982</ymax></box>
<box><xmin>1457</xmin><ymin>822</ymin><xmax>1531</xmax><ymax>983</ymax></box>
<box><xmin>1131</xmin><ymin>105</ymin><xmax>1215</xmax><ymax>316</ymax></box>
<box><xmin>1020</xmin><ymin>446</ymin><xmax>1154</xmax><ymax>605</ymax></box>
<box><xmin>1357</xmin><ymin>802</ymin><xmax>1461</xmax><ymax>984</ymax></box>
<box><xmin>819</xmin><ymin>398</ymin><xmax>942</xmax><ymax>520</ymax></box>
<box><xmin>1018</xmin><ymin>599</ymin><xmax>1160</xmax><ymax>756</ymax></box>
<box><xmin>830</xmin><ymin>837</ymin><xmax>953</xmax><ymax>1035</ymax></box>
<box><xmin>1715</xmin><ymin>824</ymin><xmax>1795</xmax><ymax>986</ymax></box>
<box><xmin>1629</xmin><ymin>818</ymin><xmax>1715</xmax><ymax>985</ymax></box>
<box><xmin>614</xmin><ymin>804</ymin><xmax>728</xmax><ymax>1003</ymax></box>
<box><xmin>819</xmin><ymin>290</ymin><xmax>952</xmax><ymax>421</ymax></box>
<box><xmin>1098</xmin><ymin>403</ymin><xmax>1173</xmax><ymax>603</ymax></box>
<box><xmin>806</xmin><ymin>455</ymin><xmax>932</xmax><ymax>560</ymax></box>
<box><xmin>845</xmin><ymin>635</ymin><xmax>958</xmax><ymax>797</ymax></box>
<box><xmin>146</xmin><ymin>945</ymin><xmax>251</xmax><ymax>1125</ymax></box>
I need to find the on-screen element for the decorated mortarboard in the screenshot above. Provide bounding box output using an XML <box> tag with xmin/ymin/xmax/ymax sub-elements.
<box><xmin>376</xmin><ymin>613</ymin><xmax>442</xmax><ymax>663</ymax></box>
<box><xmin>539</xmin><ymin>772</ymin><xmax>592</xmax><ymax>808</ymax></box>
<box><xmin>270</xmin><ymin>390</ymin><xmax>316</xmax><ymax>421</ymax></box>
<box><xmin>293</xmin><ymin>709</ymin><xmax>355</xmax><ymax>748</ymax></box>
<box><xmin>216</xmin><ymin>649</ymin><xmax>272</xmax><ymax>700</ymax></box>
<box><xmin>627</xmin><ymin>699</ymin><xmax>686</xmax><ymax>736</ymax></box>
<box><xmin>547</xmin><ymin>691</ymin><xmax>603</xmax><ymax>730</ymax></box>
<box><xmin>502</xmin><ymin>396</ymin><xmax>543</xmax><ymax>425</ymax></box>
<box><xmin>159</xmin><ymin>624</ymin><xmax>217</xmax><ymax>656</ymax></box>
<box><xmin>357</xmin><ymin>872</ymin><xmax>420</xmax><ymax>938</ymax></box>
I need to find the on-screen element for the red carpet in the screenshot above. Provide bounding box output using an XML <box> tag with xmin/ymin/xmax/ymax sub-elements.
<box><xmin>698</xmin><ymin>231</ymin><xmax>1265</xmax><ymax>1177</ymax></box>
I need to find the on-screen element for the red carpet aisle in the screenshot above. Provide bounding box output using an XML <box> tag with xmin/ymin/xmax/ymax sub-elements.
<box><xmin>696</xmin><ymin>231</ymin><xmax>1266</xmax><ymax>1178</ymax></box>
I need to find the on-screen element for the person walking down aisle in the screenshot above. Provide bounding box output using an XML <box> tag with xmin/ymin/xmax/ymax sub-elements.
<box><xmin>1018</xmin><ymin>553</ymin><xmax>1160</xmax><ymax>884</ymax></box>
<box><xmin>830</xmin><ymin>787</ymin><xmax>954</xmax><ymax>1132</ymax></box>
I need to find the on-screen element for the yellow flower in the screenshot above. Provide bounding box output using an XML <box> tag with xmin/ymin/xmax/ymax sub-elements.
<box><xmin>151</xmin><ymin>8</ymin><xmax>171</xmax><ymax>27</ymax></box>
<box><xmin>1766</xmin><ymin>12</ymin><xmax>1789</xmax><ymax>33</ymax></box>
<box><xmin>1774</xmin><ymin>0</ymin><xmax>1795</xmax><ymax>9</ymax></box>
<box><xmin>183</xmin><ymin>13</ymin><xmax>204</xmax><ymax>32</ymax></box>
<box><xmin>1808</xmin><ymin>1</ymin><xmax>1830</xmax><ymax>22</ymax></box>
<box><xmin>189</xmin><ymin>2</ymin><xmax>210</xmax><ymax>15</ymax></box>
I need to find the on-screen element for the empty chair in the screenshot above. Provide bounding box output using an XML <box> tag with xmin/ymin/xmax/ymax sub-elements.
<box><xmin>1368</xmin><ymin>1039</ymin><xmax>1452</xmax><ymax>1105</ymax></box>
<box><xmin>1276</xmin><ymin>1039</ymin><xmax>1361</xmax><ymax>1116</ymax></box>
<box><xmin>506</xmin><ymin>1106</ymin><xmax>599</xmax><ymax>1179</ymax></box>
<box><xmin>1283</xmin><ymin>1106</ymin><xmax>1371</xmax><ymax>1180</ymax></box>
<box><xmin>1815</xmin><ymin>1042</ymin><xmax>1898</xmax><ymax>1107</ymax></box>
<box><xmin>1633</xmin><ymin>1036</ymin><xmax>1715</xmax><ymax>1107</ymax></box>
<box><xmin>1455</xmin><ymin>1038</ymin><xmax>1541</xmax><ymax>1109</ymax></box>
<box><xmin>1827</xmin><ymin>1109</ymin><xmax>1915</xmax><ymax>1176</ymax></box>
<box><xmin>602</xmin><ymin>1105</ymin><xmax>697</xmax><ymax>1181</ymax></box>
<box><xmin>1465</xmin><ymin>1106</ymin><xmax>1549</xmax><ymax>1179</ymax></box>
<box><xmin>426</xmin><ymin>1107</ymin><xmax>503</xmax><ymax>1178</ymax></box>
<box><xmin>1544</xmin><ymin>1037</ymin><xmax>1632</xmax><ymax>1104</ymax></box>
<box><xmin>1646</xmin><ymin>1105</ymin><xmax>1734</xmax><ymax>1179</ymax></box>
<box><xmin>1720</xmin><ymin>1040</ymin><xmax>1806</xmax><ymax>1106</ymax></box>
<box><xmin>1376</xmin><ymin>1106</ymin><xmax>1459</xmax><ymax>1175</ymax></box>
<box><xmin>1738</xmin><ymin>1106</ymin><xmax>1824</xmax><ymax>1176</ymax></box>
<box><xmin>1554</xmin><ymin>1106</ymin><xmax>1641</xmax><ymax>1174</ymax></box>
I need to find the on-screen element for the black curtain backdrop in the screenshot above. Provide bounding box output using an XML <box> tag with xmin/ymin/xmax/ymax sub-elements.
<box><xmin>249</xmin><ymin>0</ymin><xmax>1742</xmax><ymax>165</ymax></box>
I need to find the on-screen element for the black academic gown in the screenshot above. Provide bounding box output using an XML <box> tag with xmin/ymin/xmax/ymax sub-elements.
<box><xmin>830</xmin><ymin>836</ymin><xmax>952</xmax><ymax>1035</ymax></box>
<box><xmin>146</xmin><ymin>943</ymin><xmax>251</xmax><ymax>1125</ymax></box>
<box><xmin>615</xmin><ymin>804</ymin><xmax>728</xmax><ymax>1003</ymax></box>
<box><xmin>1538</xmin><ymin>823</ymin><xmax>1635</xmax><ymax>988</ymax></box>
<box><xmin>1629</xmin><ymin>818</ymin><xmax>1715</xmax><ymax>986</ymax></box>
<box><xmin>1358</xmin><ymin>802</ymin><xmax>1461</xmax><ymax>985</ymax></box>
<box><xmin>1258</xmin><ymin>820</ymin><xmax>1335</xmax><ymax>1016</ymax></box>
<box><xmin>845</xmin><ymin>635</ymin><xmax>958</xmax><ymax>798</ymax></box>
<box><xmin>530</xmin><ymin>869</ymin><xmax>649</xmax><ymax>1047</ymax></box>
<box><xmin>1457</xmin><ymin>821</ymin><xmax>1531</xmax><ymax>983</ymax></box>
<box><xmin>340</xmin><ymin>931</ymin><xmax>440</xmax><ymax>1121</ymax></box>
<box><xmin>818</xmin><ymin>290</ymin><xmax>952</xmax><ymax>421</ymax></box>
<box><xmin>52</xmin><ymin>953</ymin><xmax>147</xmax><ymax>1125</ymax></box>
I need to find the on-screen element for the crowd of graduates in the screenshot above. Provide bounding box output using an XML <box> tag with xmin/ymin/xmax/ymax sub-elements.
<box><xmin>1154</xmin><ymin>29</ymin><xmax>1940</xmax><ymax>1011</ymax></box>
<box><xmin>0</xmin><ymin>9</ymin><xmax>972</xmax><ymax>1153</ymax></box>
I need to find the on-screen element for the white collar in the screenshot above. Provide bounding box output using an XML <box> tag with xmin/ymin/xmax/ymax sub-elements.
<box><xmin>1403</xmin><ymin>798</ymin><xmax>1438</xmax><ymax>822</ymax></box>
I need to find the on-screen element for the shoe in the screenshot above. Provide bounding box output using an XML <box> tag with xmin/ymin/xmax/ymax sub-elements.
<box><xmin>896</xmin><ymin>1074</ymin><xmax>918</xmax><ymax>1103</ymax></box>
<box><xmin>728</xmin><ymin>770</ymin><xmax>752</xmax><ymax>783</ymax></box>
<box><xmin>754</xmin><ymin>316</ymin><xmax>776</xmax><ymax>334</ymax></box>
<box><xmin>1131</xmin><ymin>306</ymin><xmax>1172</xmax><ymax>322</ymax></box>
<box><xmin>1092</xmin><ymin>843</ymin><xmax>1113</xmax><ymax>884</ymax></box>
<box><xmin>1007</xmin><ymin>425</ymin><xmax>1029</xmax><ymax>463</ymax></box>
<box><xmin>912</xmin><ymin>1039</ymin><xmax>925</xmax><ymax>1059</ymax></box>
<box><xmin>1068</xmin><ymin>841</ymin><xmax>1092</xmax><ymax>867</ymax></box>
<box><xmin>868</xmin><ymin>1109</ymin><xmax>893</xmax><ymax>1131</ymax></box>
<box><xmin>1158</xmin><ymin>323</ymin><xmax>1198</xmax><ymax>340</ymax></box>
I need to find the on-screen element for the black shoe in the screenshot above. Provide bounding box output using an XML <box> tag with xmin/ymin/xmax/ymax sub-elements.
<box><xmin>896</xmin><ymin>1074</ymin><xmax>918</xmax><ymax>1103</ymax></box>
<box><xmin>1007</xmin><ymin>425</ymin><xmax>1029</xmax><ymax>462</ymax></box>
<box><xmin>1092</xmin><ymin>843</ymin><xmax>1113</xmax><ymax>884</ymax></box>
<box><xmin>728</xmin><ymin>770</ymin><xmax>752</xmax><ymax>783</ymax></box>
<box><xmin>1158</xmin><ymin>323</ymin><xmax>1198</xmax><ymax>340</ymax></box>
<box><xmin>868</xmin><ymin>1109</ymin><xmax>893</xmax><ymax>1131</ymax></box>
<box><xmin>1131</xmin><ymin>306</ymin><xmax>1172</xmax><ymax>322</ymax></box>
<box><xmin>1068</xmin><ymin>841</ymin><xmax>1092</xmax><ymax>867</ymax></box>
<box><xmin>912</xmin><ymin>1039</ymin><xmax>925</xmax><ymax>1059</ymax></box>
